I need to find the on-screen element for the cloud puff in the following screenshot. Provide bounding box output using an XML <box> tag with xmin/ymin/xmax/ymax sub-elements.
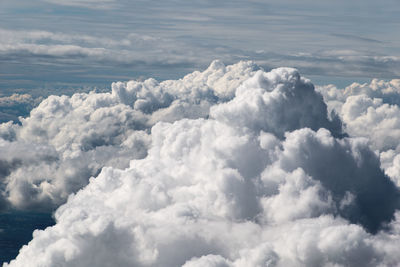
<box><xmin>211</xmin><ymin>67</ymin><xmax>343</xmax><ymax>138</ymax></box>
<box><xmin>0</xmin><ymin>61</ymin><xmax>256</xmax><ymax>211</ymax></box>
<box><xmin>267</xmin><ymin>128</ymin><xmax>399</xmax><ymax>233</ymax></box>
<box><xmin>317</xmin><ymin>79</ymin><xmax>400</xmax><ymax>185</ymax></box>
<box><xmin>5</xmin><ymin>62</ymin><xmax>400</xmax><ymax>266</ymax></box>
<box><xmin>340</xmin><ymin>95</ymin><xmax>400</xmax><ymax>151</ymax></box>
<box><xmin>317</xmin><ymin>78</ymin><xmax>400</xmax><ymax>110</ymax></box>
<box><xmin>5</xmin><ymin>117</ymin><xmax>400</xmax><ymax>266</ymax></box>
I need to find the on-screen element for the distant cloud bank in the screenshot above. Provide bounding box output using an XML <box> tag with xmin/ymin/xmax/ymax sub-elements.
<box><xmin>3</xmin><ymin>61</ymin><xmax>400</xmax><ymax>266</ymax></box>
<box><xmin>1</xmin><ymin>26</ymin><xmax>400</xmax><ymax>91</ymax></box>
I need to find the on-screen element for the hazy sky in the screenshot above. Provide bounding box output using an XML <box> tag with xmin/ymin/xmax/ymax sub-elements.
<box><xmin>1</xmin><ymin>0</ymin><xmax>400</xmax><ymax>95</ymax></box>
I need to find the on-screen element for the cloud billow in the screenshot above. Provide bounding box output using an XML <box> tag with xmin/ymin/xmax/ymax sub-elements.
<box><xmin>0</xmin><ymin>61</ymin><xmax>256</xmax><ymax>211</ymax></box>
<box><xmin>211</xmin><ymin>67</ymin><xmax>344</xmax><ymax>138</ymax></box>
<box><xmin>3</xmin><ymin>61</ymin><xmax>400</xmax><ymax>266</ymax></box>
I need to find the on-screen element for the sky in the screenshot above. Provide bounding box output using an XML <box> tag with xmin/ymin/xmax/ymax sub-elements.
<box><xmin>1</xmin><ymin>0</ymin><xmax>400</xmax><ymax>96</ymax></box>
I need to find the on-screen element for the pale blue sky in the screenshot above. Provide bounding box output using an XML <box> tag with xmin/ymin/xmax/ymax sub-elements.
<box><xmin>1</xmin><ymin>0</ymin><xmax>400</xmax><ymax>95</ymax></box>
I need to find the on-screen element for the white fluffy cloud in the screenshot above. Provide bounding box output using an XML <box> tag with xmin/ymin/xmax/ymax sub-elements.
<box><xmin>0</xmin><ymin>61</ymin><xmax>256</xmax><ymax>211</ymax></box>
<box><xmin>317</xmin><ymin>79</ymin><xmax>400</xmax><ymax>150</ymax></box>
<box><xmin>211</xmin><ymin>68</ymin><xmax>343</xmax><ymax>138</ymax></box>
<box><xmin>317</xmin><ymin>79</ymin><xmax>400</xmax><ymax>188</ymax></box>
<box><xmin>5</xmin><ymin>114</ymin><xmax>400</xmax><ymax>266</ymax></box>
<box><xmin>4</xmin><ymin>61</ymin><xmax>400</xmax><ymax>266</ymax></box>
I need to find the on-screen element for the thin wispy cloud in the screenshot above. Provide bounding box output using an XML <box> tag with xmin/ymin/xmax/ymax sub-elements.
<box><xmin>42</xmin><ymin>0</ymin><xmax>118</xmax><ymax>9</ymax></box>
<box><xmin>330</xmin><ymin>33</ymin><xmax>385</xmax><ymax>44</ymax></box>
<box><xmin>1</xmin><ymin>0</ymin><xmax>399</xmax><ymax>92</ymax></box>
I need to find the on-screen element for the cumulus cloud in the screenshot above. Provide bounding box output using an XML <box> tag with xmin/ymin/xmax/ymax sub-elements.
<box><xmin>0</xmin><ymin>61</ymin><xmax>256</xmax><ymax>211</ymax></box>
<box><xmin>340</xmin><ymin>95</ymin><xmax>400</xmax><ymax>151</ymax></box>
<box><xmin>317</xmin><ymin>79</ymin><xmax>400</xmax><ymax>185</ymax></box>
<box><xmin>267</xmin><ymin>128</ymin><xmax>399</xmax><ymax>233</ymax></box>
<box><xmin>211</xmin><ymin>67</ymin><xmax>343</xmax><ymax>138</ymax></box>
<box><xmin>317</xmin><ymin>78</ymin><xmax>400</xmax><ymax>109</ymax></box>
<box><xmin>5</xmin><ymin>118</ymin><xmax>400</xmax><ymax>266</ymax></box>
<box><xmin>4</xmin><ymin>61</ymin><xmax>400</xmax><ymax>266</ymax></box>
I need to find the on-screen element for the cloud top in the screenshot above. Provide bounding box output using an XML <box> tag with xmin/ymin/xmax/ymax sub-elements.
<box><xmin>0</xmin><ymin>61</ymin><xmax>256</xmax><ymax>211</ymax></box>
<box><xmin>3</xmin><ymin>61</ymin><xmax>400</xmax><ymax>266</ymax></box>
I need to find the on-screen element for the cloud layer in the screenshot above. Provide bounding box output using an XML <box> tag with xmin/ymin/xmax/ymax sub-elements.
<box><xmin>0</xmin><ymin>94</ymin><xmax>41</xmax><ymax>123</ymax></box>
<box><xmin>2</xmin><ymin>61</ymin><xmax>400</xmax><ymax>266</ymax></box>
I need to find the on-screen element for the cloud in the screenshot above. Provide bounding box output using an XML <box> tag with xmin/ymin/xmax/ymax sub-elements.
<box><xmin>0</xmin><ymin>61</ymin><xmax>256</xmax><ymax>211</ymax></box>
<box><xmin>42</xmin><ymin>0</ymin><xmax>117</xmax><ymax>9</ymax></box>
<box><xmin>0</xmin><ymin>28</ymin><xmax>181</xmax><ymax>69</ymax></box>
<box><xmin>330</xmin><ymin>33</ymin><xmax>384</xmax><ymax>44</ymax></box>
<box><xmin>210</xmin><ymin>67</ymin><xmax>343</xmax><ymax>138</ymax></box>
<box><xmin>2</xmin><ymin>0</ymin><xmax>400</xmax><ymax>96</ymax></box>
<box><xmin>317</xmin><ymin>79</ymin><xmax>400</xmax><ymax>152</ymax></box>
<box><xmin>0</xmin><ymin>94</ymin><xmax>41</xmax><ymax>123</ymax></box>
<box><xmin>2</xmin><ymin>22</ymin><xmax>400</xmax><ymax>94</ymax></box>
<box><xmin>269</xmin><ymin>128</ymin><xmax>399</xmax><ymax>233</ymax></box>
<box><xmin>315</xmin><ymin>80</ymin><xmax>400</xmax><ymax>195</ymax></box>
<box><xmin>5</xmin><ymin>119</ymin><xmax>400</xmax><ymax>266</ymax></box>
<box><xmin>381</xmin><ymin>151</ymin><xmax>400</xmax><ymax>187</ymax></box>
<box><xmin>255</xmin><ymin>51</ymin><xmax>400</xmax><ymax>80</ymax></box>
<box><xmin>4</xmin><ymin>61</ymin><xmax>400</xmax><ymax>266</ymax></box>
<box><xmin>0</xmin><ymin>28</ymin><xmax>245</xmax><ymax>73</ymax></box>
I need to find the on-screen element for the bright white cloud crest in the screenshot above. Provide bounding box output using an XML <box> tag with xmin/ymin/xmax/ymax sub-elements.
<box><xmin>2</xmin><ymin>61</ymin><xmax>400</xmax><ymax>266</ymax></box>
